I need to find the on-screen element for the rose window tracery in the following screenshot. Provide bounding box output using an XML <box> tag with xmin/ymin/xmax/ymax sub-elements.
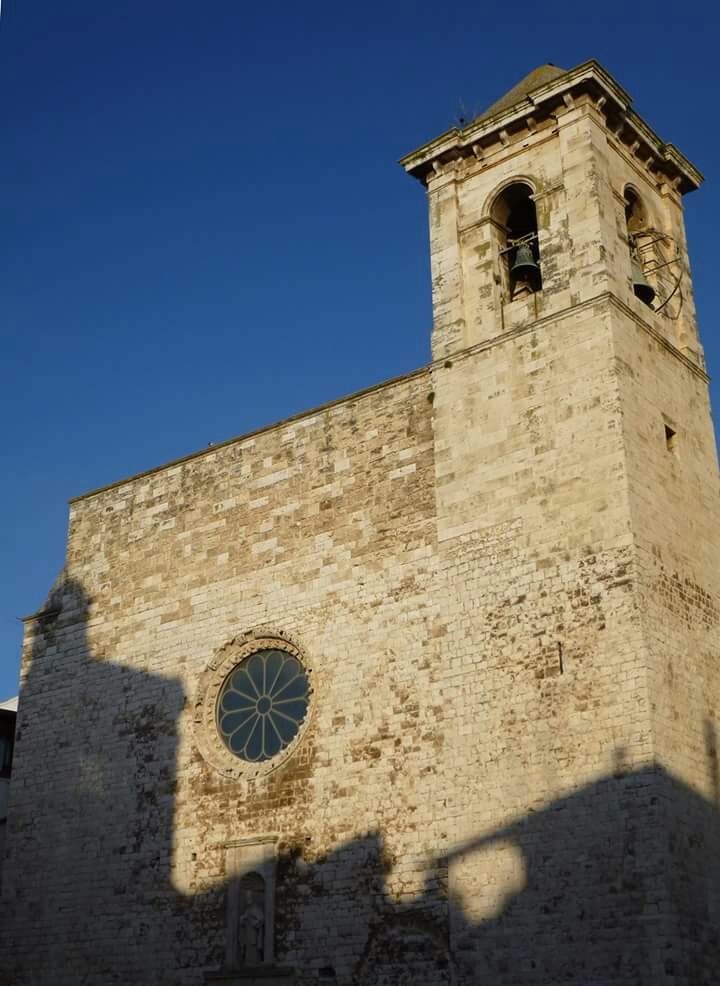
<box><xmin>217</xmin><ymin>649</ymin><xmax>311</xmax><ymax>762</ymax></box>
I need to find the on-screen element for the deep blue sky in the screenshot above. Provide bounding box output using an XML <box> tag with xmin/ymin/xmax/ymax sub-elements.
<box><xmin>2</xmin><ymin>2</ymin><xmax>719</xmax><ymax>700</ymax></box>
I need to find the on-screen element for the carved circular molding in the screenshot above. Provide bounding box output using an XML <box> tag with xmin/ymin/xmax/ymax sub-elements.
<box><xmin>193</xmin><ymin>628</ymin><xmax>315</xmax><ymax>780</ymax></box>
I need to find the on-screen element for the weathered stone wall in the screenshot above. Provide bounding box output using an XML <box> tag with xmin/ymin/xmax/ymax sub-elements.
<box><xmin>2</xmin><ymin>371</ymin><xmax>451</xmax><ymax>984</ymax></box>
<box><xmin>613</xmin><ymin>306</ymin><xmax>720</xmax><ymax>978</ymax></box>
<box><xmin>426</xmin><ymin>296</ymin><xmax>663</xmax><ymax>983</ymax></box>
<box><xmin>2</xmin><ymin>72</ymin><xmax>719</xmax><ymax>986</ymax></box>
<box><xmin>5</xmin><ymin>299</ymin><xmax>710</xmax><ymax>985</ymax></box>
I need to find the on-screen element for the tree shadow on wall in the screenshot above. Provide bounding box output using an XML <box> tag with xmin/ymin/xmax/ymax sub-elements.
<box><xmin>2</xmin><ymin>576</ymin><xmax>720</xmax><ymax>986</ymax></box>
<box><xmin>0</xmin><ymin>577</ymin><xmax>192</xmax><ymax>984</ymax></box>
<box><xmin>269</xmin><ymin>755</ymin><xmax>720</xmax><ymax>985</ymax></box>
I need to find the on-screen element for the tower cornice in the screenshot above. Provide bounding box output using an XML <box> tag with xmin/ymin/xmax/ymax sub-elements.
<box><xmin>400</xmin><ymin>60</ymin><xmax>702</xmax><ymax>194</ymax></box>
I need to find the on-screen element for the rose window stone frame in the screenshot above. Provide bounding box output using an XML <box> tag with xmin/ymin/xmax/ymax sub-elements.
<box><xmin>193</xmin><ymin>628</ymin><xmax>314</xmax><ymax>781</ymax></box>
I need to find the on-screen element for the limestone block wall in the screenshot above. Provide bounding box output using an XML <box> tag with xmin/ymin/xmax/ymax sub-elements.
<box><xmin>428</xmin><ymin>296</ymin><xmax>668</xmax><ymax>983</ymax></box>
<box><xmin>1</xmin><ymin>256</ymin><xmax>718</xmax><ymax>985</ymax></box>
<box><xmin>3</xmin><ymin>59</ymin><xmax>718</xmax><ymax>986</ymax></box>
<box><xmin>1</xmin><ymin>370</ymin><xmax>449</xmax><ymax>985</ymax></box>
<box><xmin>612</xmin><ymin>307</ymin><xmax>720</xmax><ymax>977</ymax></box>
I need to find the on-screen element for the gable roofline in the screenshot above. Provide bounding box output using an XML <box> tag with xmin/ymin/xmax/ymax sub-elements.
<box><xmin>66</xmin><ymin>364</ymin><xmax>431</xmax><ymax>505</ymax></box>
<box><xmin>400</xmin><ymin>59</ymin><xmax>702</xmax><ymax>195</ymax></box>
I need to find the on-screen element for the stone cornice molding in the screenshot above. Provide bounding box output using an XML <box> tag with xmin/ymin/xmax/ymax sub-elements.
<box><xmin>400</xmin><ymin>60</ymin><xmax>702</xmax><ymax>195</ymax></box>
<box><xmin>427</xmin><ymin>291</ymin><xmax>709</xmax><ymax>384</ymax></box>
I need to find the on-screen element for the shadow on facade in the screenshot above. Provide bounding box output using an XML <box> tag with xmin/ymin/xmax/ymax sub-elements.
<box><xmin>2</xmin><ymin>577</ymin><xmax>720</xmax><ymax>984</ymax></box>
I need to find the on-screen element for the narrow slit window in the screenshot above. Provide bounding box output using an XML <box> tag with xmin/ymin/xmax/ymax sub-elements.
<box><xmin>665</xmin><ymin>424</ymin><xmax>677</xmax><ymax>452</ymax></box>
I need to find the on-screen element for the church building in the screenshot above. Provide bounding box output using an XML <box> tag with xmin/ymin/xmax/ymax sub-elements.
<box><xmin>2</xmin><ymin>60</ymin><xmax>719</xmax><ymax>985</ymax></box>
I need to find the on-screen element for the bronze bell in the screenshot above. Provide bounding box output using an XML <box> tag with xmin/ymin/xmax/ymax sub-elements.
<box><xmin>631</xmin><ymin>256</ymin><xmax>655</xmax><ymax>306</ymax></box>
<box><xmin>511</xmin><ymin>243</ymin><xmax>541</xmax><ymax>282</ymax></box>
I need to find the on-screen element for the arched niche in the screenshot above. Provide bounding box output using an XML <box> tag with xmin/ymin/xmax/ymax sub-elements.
<box><xmin>624</xmin><ymin>185</ymin><xmax>648</xmax><ymax>235</ymax></box>
<box><xmin>220</xmin><ymin>837</ymin><xmax>278</xmax><ymax>975</ymax></box>
<box><xmin>490</xmin><ymin>181</ymin><xmax>542</xmax><ymax>301</ymax></box>
<box><xmin>624</xmin><ymin>185</ymin><xmax>655</xmax><ymax>307</ymax></box>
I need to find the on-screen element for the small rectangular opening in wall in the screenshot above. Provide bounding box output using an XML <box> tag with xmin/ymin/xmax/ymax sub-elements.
<box><xmin>665</xmin><ymin>424</ymin><xmax>677</xmax><ymax>452</ymax></box>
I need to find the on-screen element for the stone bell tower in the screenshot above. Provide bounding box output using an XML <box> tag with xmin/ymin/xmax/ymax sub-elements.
<box><xmin>401</xmin><ymin>61</ymin><xmax>704</xmax><ymax>366</ymax></box>
<box><xmin>399</xmin><ymin>61</ymin><xmax>720</xmax><ymax>982</ymax></box>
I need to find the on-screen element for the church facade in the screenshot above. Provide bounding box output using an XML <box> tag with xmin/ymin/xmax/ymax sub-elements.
<box><xmin>2</xmin><ymin>61</ymin><xmax>719</xmax><ymax>985</ymax></box>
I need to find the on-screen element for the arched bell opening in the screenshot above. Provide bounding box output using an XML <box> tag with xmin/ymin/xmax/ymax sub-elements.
<box><xmin>624</xmin><ymin>186</ymin><xmax>655</xmax><ymax>307</ymax></box>
<box><xmin>492</xmin><ymin>181</ymin><xmax>542</xmax><ymax>301</ymax></box>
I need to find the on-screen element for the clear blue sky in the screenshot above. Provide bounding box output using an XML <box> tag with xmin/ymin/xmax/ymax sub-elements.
<box><xmin>2</xmin><ymin>2</ymin><xmax>719</xmax><ymax>700</ymax></box>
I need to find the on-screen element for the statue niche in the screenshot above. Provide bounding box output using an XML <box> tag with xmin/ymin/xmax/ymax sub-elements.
<box><xmin>236</xmin><ymin>872</ymin><xmax>266</xmax><ymax>966</ymax></box>
<box><xmin>206</xmin><ymin>836</ymin><xmax>294</xmax><ymax>983</ymax></box>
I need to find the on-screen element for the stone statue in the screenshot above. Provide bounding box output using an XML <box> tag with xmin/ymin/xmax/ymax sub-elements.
<box><xmin>237</xmin><ymin>877</ymin><xmax>265</xmax><ymax>965</ymax></box>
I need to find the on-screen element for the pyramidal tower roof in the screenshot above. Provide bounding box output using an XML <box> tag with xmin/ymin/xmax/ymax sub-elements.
<box><xmin>476</xmin><ymin>63</ymin><xmax>568</xmax><ymax>122</ymax></box>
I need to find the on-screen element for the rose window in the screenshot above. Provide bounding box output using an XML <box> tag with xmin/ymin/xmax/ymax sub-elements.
<box><xmin>217</xmin><ymin>649</ymin><xmax>311</xmax><ymax>762</ymax></box>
